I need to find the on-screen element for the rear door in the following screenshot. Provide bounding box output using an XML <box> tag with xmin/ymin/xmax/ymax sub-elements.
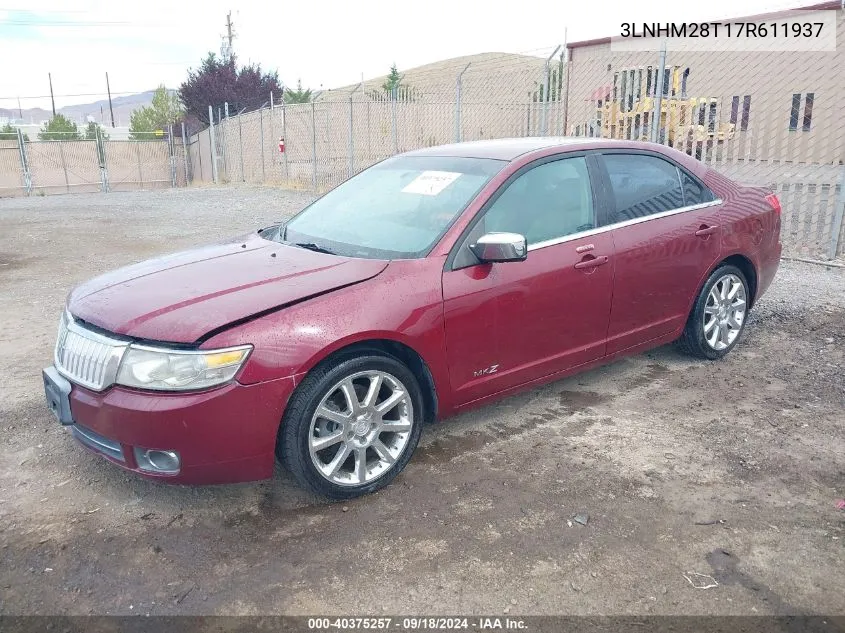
<box><xmin>442</xmin><ymin>154</ymin><xmax>615</xmax><ymax>404</ymax></box>
<box><xmin>595</xmin><ymin>151</ymin><xmax>722</xmax><ymax>355</ymax></box>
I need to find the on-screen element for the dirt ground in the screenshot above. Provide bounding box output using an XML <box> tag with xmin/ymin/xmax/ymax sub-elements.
<box><xmin>0</xmin><ymin>187</ymin><xmax>843</xmax><ymax>616</ymax></box>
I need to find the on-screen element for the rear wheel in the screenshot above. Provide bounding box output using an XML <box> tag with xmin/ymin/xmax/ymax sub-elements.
<box><xmin>277</xmin><ymin>353</ymin><xmax>424</xmax><ymax>499</ymax></box>
<box><xmin>678</xmin><ymin>264</ymin><xmax>750</xmax><ymax>360</ymax></box>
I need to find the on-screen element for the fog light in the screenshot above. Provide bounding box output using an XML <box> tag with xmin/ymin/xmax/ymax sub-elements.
<box><xmin>134</xmin><ymin>447</ymin><xmax>180</xmax><ymax>474</ymax></box>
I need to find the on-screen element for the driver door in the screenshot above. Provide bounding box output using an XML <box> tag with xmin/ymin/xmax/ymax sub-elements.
<box><xmin>441</xmin><ymin>154</ymin><xmax>615</xmax><ymax>405</ymax></box>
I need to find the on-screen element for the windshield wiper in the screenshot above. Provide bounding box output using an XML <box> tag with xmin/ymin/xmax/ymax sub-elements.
<box><xmin>293</xmin><ymin>242</ymin><xmax>336</xmax><ymax>255</ymax></box>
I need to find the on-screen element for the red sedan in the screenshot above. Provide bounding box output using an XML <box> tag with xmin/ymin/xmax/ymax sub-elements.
<box><xmin>43</xmin><ymin>138</ymin><xmax>781</xmax><ymax>499</ymax></box>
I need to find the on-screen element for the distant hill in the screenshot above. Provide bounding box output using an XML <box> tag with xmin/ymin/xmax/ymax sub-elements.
<box><xmin>0</xmin><ymin>89</ymin><xmax>176</xmax><ymax>127</ymax></box>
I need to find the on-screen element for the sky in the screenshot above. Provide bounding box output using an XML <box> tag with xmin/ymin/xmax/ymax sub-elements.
<box><xmin>0</xmin><ymin>0</ymin><xmax>808</xmax><ymax>112</ymax></box>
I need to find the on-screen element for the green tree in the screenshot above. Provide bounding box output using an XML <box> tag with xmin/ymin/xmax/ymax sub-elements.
<box><xmin>0</xmin><ymin>123</ymin><xmax>29</xmax><ymax>141</ymax></box>
<box><xmin>382</xmin><ymin>63</ymin><xmax>401</xmax><ymax>93</ymax></box>
<box><xmin>38</xmin><ymin>114</ymin><xmax>81</xmax><ymax>140</ymax></box>
<box><xmin>84</xmin><ymin>121</ymin><xmax>109</xmax><ymax>141</ymax></box>
<box><xmin>284</xmin><ymin>79</ymin><xmax>312</xmax><ymax>104</ymax></box>
<box><xmin>368</xmin><ymin>64</ymin><xmax>415</xmax><ymax>101</ymax></box>
<box><xmin>130</xmin><ymin>85</ymin><xmax>183</xmax><ymax>140</ymax></box>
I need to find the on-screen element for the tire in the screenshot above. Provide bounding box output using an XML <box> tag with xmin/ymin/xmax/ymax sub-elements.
<box><xmin>277</xmin><ymin>353</ymin><xmax>424</xmax><ymax>500</ymax></box>
<box><xmin>678</xmin><ymin>264</ymin><xmax>750</xmax><ymax>360</ymax></box>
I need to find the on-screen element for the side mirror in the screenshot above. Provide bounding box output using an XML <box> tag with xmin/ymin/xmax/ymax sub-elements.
<box><xmin>469</xmin><ymin>232</ymin><xmax>528</xmax><ymax>263</ymax></box>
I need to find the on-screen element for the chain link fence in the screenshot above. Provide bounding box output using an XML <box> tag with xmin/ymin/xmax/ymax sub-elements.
<box><xmin>0</xmin><ymin>129</ymin><xmax>188</xmax><ymax>196</ymax></box>
<box><xmin>190</xmin><ymin>9</ymin><xmax>844</xmax><ymax>259</ymax></box>
<box><xmin>2</xmin><ymin>8</ymin><xmax>842</xmax><ymax>259</ymax></box>
<box><xmin>564</xmin><ymin>9</ymin><xmax>845</xmax><ymax>260</ymax></box>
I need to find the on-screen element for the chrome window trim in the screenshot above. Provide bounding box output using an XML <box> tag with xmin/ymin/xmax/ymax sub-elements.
<box><xmin>527</xmin><ymin>198</ymin><xmax>722</xmax><ymax>252</ymax></box>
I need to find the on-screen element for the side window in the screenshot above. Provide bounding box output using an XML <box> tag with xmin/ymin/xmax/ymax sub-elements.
<box><xmin>481</xmin><ymin>157</ymin><xmax>594</xmax><ymax>246</ymax></box>
<box><xmin>681</xmin><ymin>171</ymin><xmax>715</xmax><ymax>206</ymax></box>
<box><xmin>603</xmin><ymin>154</ymin><xmax>684</xmax><ymax>224</ymax></box>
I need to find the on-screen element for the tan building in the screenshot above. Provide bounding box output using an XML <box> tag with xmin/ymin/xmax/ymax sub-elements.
<box><xmin>562</xmin><ymin>2</ymin><xmax>845</xmax><ymax>258</ymax></box>
<box><xmin>563</xmin><ymin>2</ymin><xmax>845</xmax><ymax>166</ymax></box>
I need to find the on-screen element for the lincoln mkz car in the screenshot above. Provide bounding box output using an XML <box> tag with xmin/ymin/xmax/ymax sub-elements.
<box><xmin>43</xmin><ymin>138</ymin><xmax>781</xmax><ymax>499</ymax></box>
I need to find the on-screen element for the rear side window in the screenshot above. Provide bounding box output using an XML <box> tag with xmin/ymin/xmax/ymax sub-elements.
<box><xmin>681</xmin><ymin>171</ymin><xmax>715</xmax><ymax>206</ymax></box>
<box><xmin>602</xmin><ymin>154</ymin><xmax>684</xmax><ymax>224</ymax></box>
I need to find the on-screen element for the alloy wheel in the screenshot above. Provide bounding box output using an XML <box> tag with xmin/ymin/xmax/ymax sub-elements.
<box><xmin>308</xmin><ymin>370</ymin><xmax>414</xmax><ymax>487</ymax></box>
<box><xmin>703</xmin><ymin>273</ymin><xmax>747</xmax><ymax>351</ymax></box>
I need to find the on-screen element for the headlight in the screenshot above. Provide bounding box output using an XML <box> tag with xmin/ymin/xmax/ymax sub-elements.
<box><xmin>115</xmin><ymin>344</ymin><xmax>252</xmax><ymax>392</ymax></box>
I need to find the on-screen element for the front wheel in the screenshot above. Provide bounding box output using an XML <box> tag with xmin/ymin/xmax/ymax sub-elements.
<box><xmin>678</xmin><ymin>264</ymin><xmax>750</xmax><ymax>360</ymax></box>
<box><xmin>277</xmin><ymin>353</ymin><xmax>424</xmax><ymax>499</ymax></box>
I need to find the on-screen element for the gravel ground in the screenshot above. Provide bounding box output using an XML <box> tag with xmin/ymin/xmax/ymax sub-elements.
<box><xmin>0</xmin><ymin>187</ymin><xmax>843</xmax><ymax>616</ymax></box>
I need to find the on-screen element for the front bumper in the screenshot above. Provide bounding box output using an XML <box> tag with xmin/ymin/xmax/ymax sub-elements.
<box><xmin>53</xmin><ymin>371</ymin><xmax>296</xmax><ymax>484</ymax></box>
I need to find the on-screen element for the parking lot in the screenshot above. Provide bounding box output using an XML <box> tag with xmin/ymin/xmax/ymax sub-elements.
<box><xmin>0</xmin><ymin>187</ymin><xmax>843</xmax><ymax>616</ymax></box>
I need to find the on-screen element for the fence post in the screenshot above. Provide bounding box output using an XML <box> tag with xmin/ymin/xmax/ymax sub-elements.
<box><xmin>311</xmin><ymin>100</ymin><xmax>318</xmax><ymax>192</ymax></box>
<box><xmin>136</xmin><ymin>141</ymin><xmax>143</xmax><ymax>189</ymax></box>
<box><xmin>208</xmin><ymin>105</ymin><xmax>219</xmax><ymax>184</ymax></box>
<box><xmin>829</xmin><ymin>165</ymin><xmax>845</xmax><ymax>259</ymax></box>
<box><xmin>391</xmin><ymin>85</ymin><xmax>398</xmax><ymax>153</ymax></box>
<box><xmin>168</xmin><ymin>125</ymin><xmax>177</xmax><ymax>188</ymax></box>
<box><xmin>58</xmin><ymin>140</ymin><xmax>70</xmax><ymax>194</ymax></box>
<box><xmin>17</xmin><ymin>128</ymin><xmax>32</xmax><ymax>195</ymax></box>
<box><xmin>238</xmin><ymin>110</ymin><xmax>245</xmax><ymax>182</ymax></box>
<box><xmin>259</xmin><ymin>108</ymin><xmax>266</xmax><ymax>182</ymax></box>
<box><xmin>542</xmin><ymin>45</ymin><xmax>561</xmax><ymax>136</ymax></box>
<box><xmin>182</xmin><ymin>122</ymin><xmax>190</xmax><ymax>185</ymax></box>
<box><xmin>455</xmin><ymin>62</ymin><xmax>471</xmax><ymax>143</ymax></box>
<box><xmin>96</xmin><ymin>126</ymin><xmax>109</xmax><ymax>192</ymax></box>
<box><xmin>282</xmin><ymin>99</ymin><xmax>289</xmax><ymax>183</ymax></box>
<box><xmin>348</xmin><ymin>83</ymin><xmax>362</xmax><ymax>178</ymax></box>
<box><xmin>269</xmin><ymin>91</ymin><xmax>276</xmax><ymax>167</ymax></box>
<box><xmin>218</xmin><ymin>106</ymin><xmax>226</xmax><ymax>179</ymax></box>
<box><xmin>650</xmin><ymin>41</ymin><xmax>668</xmax><ymax>143</ymax></box>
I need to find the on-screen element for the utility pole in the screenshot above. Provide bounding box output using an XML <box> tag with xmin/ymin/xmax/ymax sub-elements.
<box><xmin>48</xmin><ymin>73</ymin><xmax>56</xmax><ymax>117</ymax></box>
<box><xmin>105</xmin><ymin>72</ymin><xmax>115</xmax><ymax>128</ymax></box>
<box><xmin>17</xmin><ymin>97</ymin><xmax>22</xmax><ymax>119</ymax></box>
<box><xmin>221</xmin><ymin>12</ymin><xmax>236</xmax><ymax>61</ymax></box>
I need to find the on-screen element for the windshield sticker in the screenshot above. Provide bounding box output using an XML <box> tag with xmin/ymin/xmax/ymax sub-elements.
<box><xmin>401</xmin><ymin>171</ymin><xmax>462</xmax><ymax>196</ymax></box>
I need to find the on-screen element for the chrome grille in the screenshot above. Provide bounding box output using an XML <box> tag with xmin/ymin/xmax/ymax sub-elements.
<box><xmin>54</xmin><ymin>313</ymin><xmax>128</xmax><ymax>391</ymax></box>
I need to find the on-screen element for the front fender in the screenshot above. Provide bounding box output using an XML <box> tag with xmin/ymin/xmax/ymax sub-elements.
<box><xmin>203</xmin><ymin>258</ymin><xmax>456</xmax><ymax>414</ymax></box>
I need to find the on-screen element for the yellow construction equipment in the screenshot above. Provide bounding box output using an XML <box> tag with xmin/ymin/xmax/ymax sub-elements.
<box><xmin>596</xmin><ymin>66</ymin><xmax>735</xmax><ymax>152</ymax></box>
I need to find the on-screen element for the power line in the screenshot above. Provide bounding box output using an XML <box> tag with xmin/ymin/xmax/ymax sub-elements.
<box><xmin>0</xmin><ymin>90</ymin><xmax>159</xmax><ymax>101</ymax></box>
<box><xmin>0</xmin><ymin>19</ymin><xmax>182</xmax><ymax>27</ymax></box>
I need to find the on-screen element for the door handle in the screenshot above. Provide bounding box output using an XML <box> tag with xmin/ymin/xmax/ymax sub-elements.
<box><xmin>574</xmin><ymin>255</ymin><xmax>609</xmax><ymax>270</ymax></box>
<box><xmin>695</xmin><ymin>224</ymin><xmax>719</xmax><ymax>237</ymax></box>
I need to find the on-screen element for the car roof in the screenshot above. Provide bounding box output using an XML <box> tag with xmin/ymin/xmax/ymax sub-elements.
<box><xmin>402</xmin><ymin>137</ymin><xmax>653</xmax><ymax>161</ymax></box>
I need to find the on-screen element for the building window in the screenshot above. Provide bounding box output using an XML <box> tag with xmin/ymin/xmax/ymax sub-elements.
<box><xmin>646</xmin><ymin>67</ymin><xmax>653</xmax><ymax>96</ymax></box>
<box><xmin>663</xmin><ymin>68</ymin><xmax>671</xmax><ymax>96</ymax></box>
<box><xmin>681</xmin><ymin>68</ymin><xmax>690</xmax><ymax>98</ymax></box>
<box><xmin>789</xmin><ymin>93</ymin><xmax>801</xmax><ymax>131</ymax></box>
<box><xmin>741</xmin><ymin>96</ymin><xmax>751</xmax><ymax>131</ymax></box>
<box><xmin>730</xmin><ymin>96</ymin><xmax>740</xmax><ymax>124</ymax></box>
<box><xmin>803</xmin><ymin>93</ymin><xmax>814</xmax><ymax>131</ymax></box>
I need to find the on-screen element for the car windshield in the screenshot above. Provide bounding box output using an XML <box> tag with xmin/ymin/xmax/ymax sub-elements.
<box><xmin>280</xmin><ymin>155</ymin><xmax>506</xmax><ymax>259</ymax></box>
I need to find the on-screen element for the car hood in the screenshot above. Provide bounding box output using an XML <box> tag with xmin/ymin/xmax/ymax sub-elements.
<box><xmin>68</xmin><ymin>232</ymin><xmax>388</xmax><ymax>343</ymax></box>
